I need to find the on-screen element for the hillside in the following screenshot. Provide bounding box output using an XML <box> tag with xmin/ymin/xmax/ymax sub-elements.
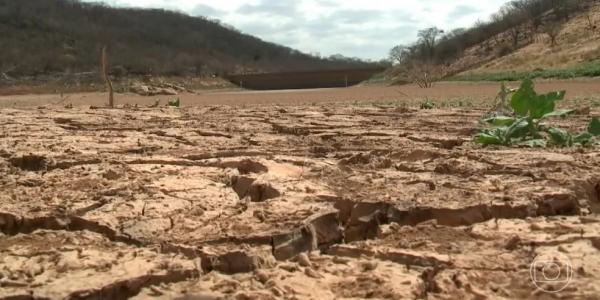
<box><xmin>0</xmin><ymin>0</ymin><xmax>375</xmax><ymax>78</ymax></box>
<box><xmin>452</xmin><ymin>1</ymin><xmax>600</xmax><ymax>80</ymax></box>
<box><xmin>389</xmin><ymin>0</ymin><xmax>600</xmax><ymax>83</ymax></box>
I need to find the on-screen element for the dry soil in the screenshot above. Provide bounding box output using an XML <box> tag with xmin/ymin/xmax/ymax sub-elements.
<box><xmin>1</xmin><ymin>81</ymin><xmax>599</xmax><ymax>299</ymax></box>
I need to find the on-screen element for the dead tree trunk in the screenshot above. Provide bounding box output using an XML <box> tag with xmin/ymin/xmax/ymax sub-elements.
<box><xmin>101</xmin><ymin>46</ymin><xmax>114</xmax><ymax>108</ymax></box>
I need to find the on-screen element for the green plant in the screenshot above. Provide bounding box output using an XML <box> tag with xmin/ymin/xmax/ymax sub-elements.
<box><xmin>168</xmin><ymin>98</ymin><xmax>180</xmax><ymax>107</ymax></box>
<box><xmin>474</xmin><ymin>79</ymin><xmax>599</xmax><ymax>147</ymax></box>
<box><xmin>420</xmin><ymin>99</ymin><xmax>435</xmax><ymax>109</ymax></box>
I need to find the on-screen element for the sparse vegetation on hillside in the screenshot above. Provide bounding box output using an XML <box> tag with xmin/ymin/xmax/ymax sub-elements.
<box><xmin>449</xmin><ymin>59</ymin><xmax>600</xmax><ymax>81</ymax></box>
<box><xmin>389</xmin><ymin>0</ymin><xmax>599</xmax><ymax>84</ymax></box>
<box><xmin>0</xmin><ymin>0</ymin><xmax>378</xmax><ymax>78</ymax></box>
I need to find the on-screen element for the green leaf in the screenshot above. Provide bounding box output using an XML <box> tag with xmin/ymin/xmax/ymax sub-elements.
<box><xmin>541</xmin><ymin>109</ymin><xmax>574</xmax><ymax>120</ymax></box>
<box><xmin>529</xmin><ymin>91</ymin><xmax>565</xmax><ymax>119</ymax></box>
<box><xmin>511</xmin><ymin>79</ymin><xmax>536</xmax><ymax>117</ymax></box>
<box><xmin>574</xmin><ymin>132</ymin><xmax>593</xmax><ymax>145</ymax></box>
<box><xmin>506</xmin><ymin>118</ymin><xmax>530</xmax><ymax>140</ymax></box>
<box><xmin>516</xmin><ymin>139</ymin><xmax>547</xmax><ymax>148</ymax></box>
<box><xmin>509</xmin><ymin>79</ymin><xmax>566</xmax><ymax>119</ymax></box>
<box><xmin>548</xmin><ymin>127</ymin><xmax>572</xmax><ymax>146</ymax></box>
<box><xmin>484</xmin><ymin>116</ymin><xmax>516</xmax><ymax>126</ymax></box>
<box><xmin>588</xmin><ymin>117</ymin><xmax>600</xmax><ymax>136</ymax></box>
<box><xmin>474</xmin><ymin>133</ymin><xmax>504</xmax><ymax>145</ymax></box>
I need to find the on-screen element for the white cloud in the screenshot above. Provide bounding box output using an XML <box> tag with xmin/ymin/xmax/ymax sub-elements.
<box><xmin>81</xmin><ymin>0</ymin><xmax>511</xmax><ymax>60</ymax></box>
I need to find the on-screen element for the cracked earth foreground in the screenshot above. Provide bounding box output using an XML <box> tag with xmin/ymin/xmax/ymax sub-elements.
<box><xmin>0</xmin><ymin>102</ymin><xmax>599</xmax><ymax>299</ymax></box>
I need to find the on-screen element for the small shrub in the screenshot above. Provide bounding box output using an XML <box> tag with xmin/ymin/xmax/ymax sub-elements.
<box><xmin>168</xmin><ymin>98</ymin><xmax>180</xmax><ymax>107</ymax></box>
<box><xmin>420</xmin><ymin>99</ymin><xmax>435</xmax><ymax>109</ymax></box>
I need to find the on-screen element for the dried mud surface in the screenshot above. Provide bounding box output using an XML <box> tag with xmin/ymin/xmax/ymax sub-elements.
<box><xmin>1</xmin><ymin>101</ymin><xmax>599</xmax><ymax>299</ymax></box>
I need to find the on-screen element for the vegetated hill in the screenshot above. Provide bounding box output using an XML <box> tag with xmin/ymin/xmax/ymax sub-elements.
<box><xmin>0</xmin><ymin>0</ymin><xmax>378</xmax><ymax>78</ymax></box>
<box><xmin>452</xmin><ymin>1</ymin><xmax>600</xmax><ymax>80</ymax></box>
<box><xmin>389</xmin><ymin>0</ymin><xmax>600</xmax><ymax>83</ymax></box>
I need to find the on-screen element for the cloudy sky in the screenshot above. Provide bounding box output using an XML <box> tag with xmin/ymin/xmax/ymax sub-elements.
<box><xmin>83</xmin><ymin>0</ymin><xmax>511</xmax><ymax>60</ymax></box>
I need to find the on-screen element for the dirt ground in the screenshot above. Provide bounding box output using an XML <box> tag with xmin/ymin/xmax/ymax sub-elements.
<box><xmin>2</xmin><ymin>79</ymin><xmax>600</xmax><ymax>108</ymax></box>
<box><xmin>1</xmin><ymin>80</ymin><xmax>600</xmax><ymax>299</ymax></box>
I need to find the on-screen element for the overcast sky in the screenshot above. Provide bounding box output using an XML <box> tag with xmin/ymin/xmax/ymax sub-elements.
<box><xmin>83</xmin><ymin>0</ymin><xmax>511</xmax><ymax>60</ymax></box>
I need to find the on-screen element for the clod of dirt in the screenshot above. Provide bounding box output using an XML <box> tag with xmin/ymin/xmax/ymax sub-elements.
<box><xmin>304</xmin><ymin>267</ymin><xmax>322</xmax><ymax>279</ymax></box>
<box><xmin>231</xmin><ymin>176</ymin><xmax>280</xmax><ymax>202</ymax></box>
<box><xmin>103</xmin><ymin>169</ymin><xmax>123</xmax><ymax>180</ymax></box>
<box><xmin>201</xmin><ymin>250</ymin><xmax>272</xmax><ymax>275</ymax></box>
<box><xmin>220</xmin><ymin>159</ymin><xmax>268</xmax><ymax>174</ymax></box>
<box><xmin>575</xmin><ymin>106</ymin><xmax>591</xmax><ymax>115</ymax></box>
<box><xmin>591</xmin><ymin>237</ymin><xmax>600</xmax><ymax>250</ymax></box>
<box><xmin>273</xmin><ymin>212</ymin><xmax>343</xmax><ymax>260</ymax></box>
<box><xmin>254</xmin><ymin>270</ymin><xmax>269</xmax><ymax>284</ymax></box>
<box><xmin>504</xmin><ymin>235</ymin><xmax>521</xmax><ymax>250</ymax></box>
<box><xmin>339</xmin><ymin>153</ymin><xmax>371</xmax><ymax>166</ymax></box>
<box><xmin>9</xmin><ymin>154</ymin><xmax>50</xmax><ymax>171</ymax></box>
<box><xmin>297</xmin><ymin>253</ymin><xmax>312</xmax><ymax>267</ymax></box>
<box><xmin>438</xmin><ymin>140</ymin><xmax>463</xmax><ymax>149</ymax></box>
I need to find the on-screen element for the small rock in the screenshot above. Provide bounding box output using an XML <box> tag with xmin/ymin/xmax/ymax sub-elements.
<box><xmin>361</xmin><ymin>261</ymin><xmax>378</xmax><ymax>272</ymax></box>
<box><xmin>264</xmin><ymin>279</ymin><xmax>277</xmax><ymax>288</ymax></box>
<box><xmin>253</xmin><ymin>210</ymin><xmax>266</xmax><ymax>222</ymax></box>
<box><xmin>271</xmin><ymin>287</ymin><xmax>284</xmax><ymax>297</ymax></box>
<box><xmin>297</xmin><ymin>253</ymin><xmax>311</xmax><ymax>267</ymax></box>
<box><xmin>55</xmin><ymin>261</ymin><xmax>69</xmax><ymax>273</ymax></box>
<box><xmin>591</xmin><ymin>237</ymin><xmax>600</xmax><ymax>250</ymax></box>
<box><xmin>103</xmin><ymin>169</ymin><xmax>121</xmax><ymax>180</ymax></box>
<box><xmin>279</xmin><ymin>263</ymin><xmax>299</xmax><ymax>272</ymax></box>
<box><xmin>149</xmin><ymin>286</ymin><xmax>164</xmax><ymax>296</ymax></box>
<box><xmin>254</xmin><ymin>270</ymin><xmax>269</xmax><ymax>284</ymax></box>
<box><xmin>332</xmin><ymin>257</ymin><xmax>350</xmax><ymax>264</ymax></box>
<box><xmin>575</xmin><ymin>106</ymin><xmax>590</xmax><ymax>115</ymax></box>
<box><xmin>304</xmin><ymin>267</ymin><xmax>321</xmax><ymax>279</ymax></box>
<box><xmin>504</xmin><ymin>235</ymin><xmax>521</xmax><ymax>251</ymax></box>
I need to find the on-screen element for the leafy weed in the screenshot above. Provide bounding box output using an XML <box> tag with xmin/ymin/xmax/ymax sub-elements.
<box><xmin>474</xmin><ymin>79</ymin><xmax>599</xmax><ymax>147</ymax></box>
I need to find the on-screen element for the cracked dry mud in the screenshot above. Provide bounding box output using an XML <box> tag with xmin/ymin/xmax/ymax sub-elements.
<box><xmin>1</xmin><ymin>103</ymin><xmax>599</xmax><ymax>299</ymax></box>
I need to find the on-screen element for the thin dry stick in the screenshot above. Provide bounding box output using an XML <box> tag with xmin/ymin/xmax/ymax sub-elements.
<box><xmin>101</xmin><ymin>46</ymin><xmax>114</xmax><ymax>108</ymax></box>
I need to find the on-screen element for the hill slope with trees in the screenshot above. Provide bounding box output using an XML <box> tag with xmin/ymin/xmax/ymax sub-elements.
<box><xmin>0</xmin><ymin>0</ymin><xmax>377</xmax><ymax>78</ymax></box>
<box><xmin>389</xmin><ymin>0</ymin><xmax>600</xmax><ymax>83</ymax></box>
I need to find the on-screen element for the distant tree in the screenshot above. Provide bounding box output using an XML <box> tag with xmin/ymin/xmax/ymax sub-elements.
<box><xmin>389</xmin><ymin>45</ymin><xmax>410</xmax><ymax>65</ymax></box>
<box><xmin>417</xmin><ymin>27</ymin><xmax>444</xmax><ymax>61</ymax></box>
<box><xmin>543</xmin><ymin>22</ymin><xmax>562</xmax><ymax>46</ymax></box>
<box><xmin>584</xmin><ymin>9</ymin><xmax>597</xmax><ymax>32</ymax></box>
<box><xmin>509</xmin><ymin>0</ymin><xmax>552</xmax><ymax>44</ymax></box>
<box><xmin>498</xmin><ymin>4</ymin><xmax>526</xmax><ymax>48</ymax></box>
<box><xmin>553</xmin><ymin>0</ymin><xmax>580</xmax><ymax>21</ymax></box>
